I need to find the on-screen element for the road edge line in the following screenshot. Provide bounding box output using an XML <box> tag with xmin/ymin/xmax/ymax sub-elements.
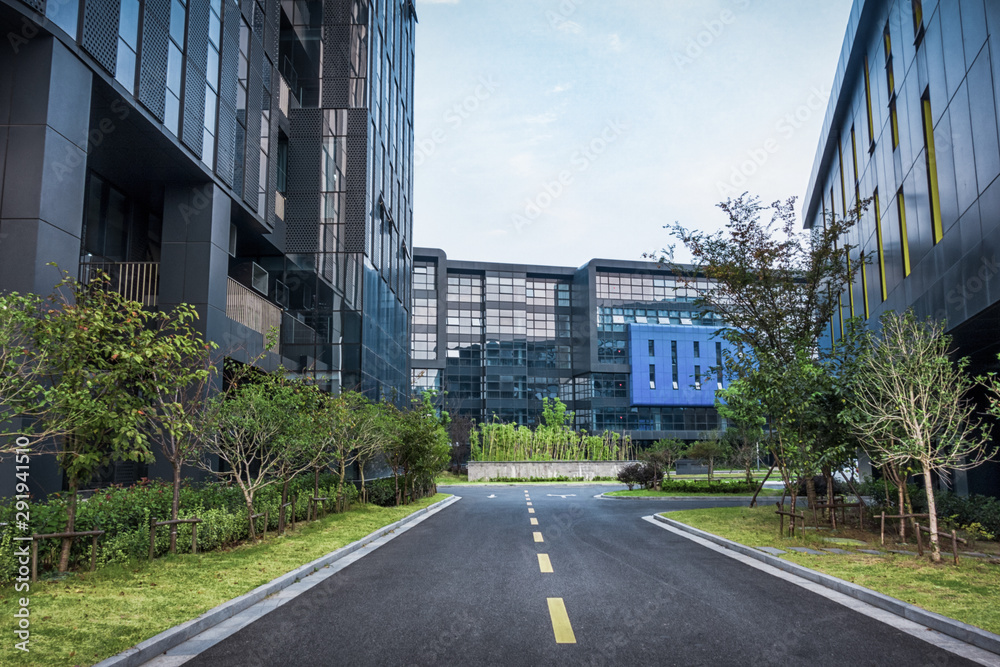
<box><xmin>651</xmin><ymin>513</ymin><xmax>1000</xmax><ymax>658</ymax></box>
<box><xmin>95</xmin><ymin>495</ymin><xmax>462</xmax><ymax>667</ymax></box>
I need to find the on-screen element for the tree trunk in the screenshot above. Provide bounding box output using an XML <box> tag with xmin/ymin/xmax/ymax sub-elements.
<box><xmin>338</xmin><ymin>459</ymin><xmax>347</xmax><ymax>513</ymax></box>
<box><xmin>393</xmin><ymin>471</ymin><xmax>400</xmax><ymax>506</ymax></box>
<box><xmin>749</xmin><ymin>464</ymin><xmax>775</xmax><ymax>508</ymax></box>
<box><xmin>170</xmin><ymin>460</ymin><xmax>182</xmax><ymax>553</ymax></box>
<box><xmin>314</xmin><ymin>466</ymin><xmax>320</xmax><ymax>500</ymax></box>
<box><xmin>58</xmin><ymin>478</ymin><xmax>78</xmax><ymax>573</ymax></box>
<box><xmin>921</xmin><ymin>464</ymin><xmax>941</xmax><ymax>562</ymax></box>
<box><xmin>246</xmin><ymin>497</ymin><xmax>257</xmax><ymax>539</ymax></box>
<box><xmin>280</xmin><ymin>479</ymin><xmax>290</xmax><ymax>533</ymax></box>
<box><xmin>708</xmin><ymin>457</ymin><xmax>714</xmax><ymax>484</ymax></box>
<box><xmin>359</xmin><ymin>462</ymin><xmax>367</xmax><ymax>504</ymax></box>
<box><xmin>805</xmin><ymin>476</ymin><xmax>818</xmax><ymax>512</ymax></box>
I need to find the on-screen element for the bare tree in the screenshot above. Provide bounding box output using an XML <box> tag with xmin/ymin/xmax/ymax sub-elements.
<box><xmin>847</xmin><ymin>311</ymin><xmax>993</xmax><ymax>562</ymax></box>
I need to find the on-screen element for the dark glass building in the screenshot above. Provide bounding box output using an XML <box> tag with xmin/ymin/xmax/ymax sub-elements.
<box><xmin>411</xmin><ymin>249</ymin><xmax>728</xmax><ymax>447</ymax></box>
<box><xmin>0</xmin><ymin>0</ymin><xmax>415</xmax><ymax>495</ymax></box>
<box><xmin>803</xmin><ymin>0</ymin><xmax>1000</xmax><ymax>495</ymax></box>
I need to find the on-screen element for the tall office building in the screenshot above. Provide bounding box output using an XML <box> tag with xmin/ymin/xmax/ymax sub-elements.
<box><xmin>803</xmin><ymin>0</ymin><xmax>1000</xmax><ymax>495</ymax></box>
<box><xmin>411</xmin><ymin>249</ymin><xmax>727</xmax><ymax>447</ymax></box>
<box><xmin>0</xmin><ymin>0</ymin><xmax>415</xmax><ymax>493</ymax></box>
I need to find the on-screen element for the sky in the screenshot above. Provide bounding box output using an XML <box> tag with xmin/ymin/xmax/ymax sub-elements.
<box><xmin>411</xmin><ymin>0</ymin><xmax>856</xmax><ymax>267</ymax></box>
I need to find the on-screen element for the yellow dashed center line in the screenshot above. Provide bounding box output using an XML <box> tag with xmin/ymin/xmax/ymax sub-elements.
<box><xmin>526</xmin><ymin>502</ymin><xmax>532</xmax><ymax>506</ymax></box>
<box><xmin>537</xmin><ymin>554</ymin><xmax>553</xmax><ymax>573</ymax></box>
<box><xmin>533</xmin><ymin>531</ymin><xmax>544</xmax><ymax>543</ymax></box>
<box><xmin>530</xmin><ymin>518</ymin><xmax>539</xmax><ymax>525</ymax></box>
<box><xmin>547</xmin><ymin>598</ymin><xmax>576</xmax><ymax>644</ymax></box>
<box><xmin>528</xmin><ymin>508</ymin><xmax>535</xmax><ymax>514</ymax></box>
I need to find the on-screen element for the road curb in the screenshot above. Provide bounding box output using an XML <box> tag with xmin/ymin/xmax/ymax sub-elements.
<box><xmin>598</xmin><ymin>493</ymin><xmax>762</xmax><ymax>501</ymax></box>
<box><xmin>653</xmin><ymin>514</ymin><xmax>1000</xmax><ymax>657</ymax></box>
<box><xmin>95</xmin><ymin>495</ymin><xmax>461</xmax><ymax>667</ymax></box>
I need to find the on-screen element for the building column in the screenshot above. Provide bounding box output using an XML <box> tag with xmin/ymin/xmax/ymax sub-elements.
<box><xmin>0</xmin><ymin>35</ymin><xmax>92</xmax><ymax>295</ymax></box>
<box><xmin>0</xmin><ymin>36</ymin><xmax>92</xmax><ymax>497</ymax></box>
<box><xmin>159</xmin><ymin>183</ymin><xmax>232</xmax><ymax>343</ymax></box>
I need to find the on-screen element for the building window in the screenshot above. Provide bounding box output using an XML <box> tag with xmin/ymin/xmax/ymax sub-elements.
<box><xmin>671</xmin><ymin>341</ymin><xmax>679</xmax><ymax>390</ymax></box>
<box><xmin>116</xmin><ymin>0</ymin><xmax>140</xmax><ymax>92</ymax></box>
<box><xmin>715</xmin><ymin>342</ymin><xmax>723</xmax><ymax>390</ymax></box>
<box><xmin>276</xmin><ymin>133</ymin><xmax>289</xmax><ymax>193</ymax></box>
<box><xmin>47</xmin><ymin>0</ymin><xmax>79</xmax><ymax>38</ymax></box>
<box><xmin>860</xmin><ymin>251</ymin><xmax>870</xmax><ymax>319</ymax></box>
<box><xmin>165</xmin><ymin>0</ymin><xmax>187</xmax><ymax>136</ymax></box>
<box><xmin>873</xmin><ymin>188</ymin><xmax>886</xmax><ymax>301</ymax></box>
<box><xmin>649</xmin><ymin>364</ymin><xmax>656</xmax><ymax>390</ymax></box>
<box><xmin>897</xmin><ymin>189</ymin><xmax>911</xmax><ymax>277</ymax></box>
<box><xmin>82</xmin><ymin>172</ymin><xmax>130</xmax><ymax>262</ymax></box>
<box><xmin>884</xmin><ymin>25</ymin><xmax>899</xmax><ymax>151</ymax></box>
<box><xmin>921</xmin><ymin>92</ymin><xmax>943</xmax><ymax>244</ymax></box>
<box><xmin>693</xmin><ymin>341</ymin><xmax>700</xmax><ymax>358</ymax></box>
<box><xmin>694</xmin><ymin>365</ymin><xmax>701</xmax><ymax>391</ymax></box>
<box><xmin>648</xmin><ymin>340</ymin><xmax>655</xmax><ymax>356</ymax></box>
<box><xmin>202</xmin><ymin>0</ymin><xmax>223</xmax><ymax>167</ymax></box>
<box><xmin>912</xmin><ymin>0</ymin><xmax>924</xmax><ymax>40</ymax></box>
<box><xmin>863</xmin><ymin>56</ymin><xmax>874</xmax><ymax>151</ymax></box>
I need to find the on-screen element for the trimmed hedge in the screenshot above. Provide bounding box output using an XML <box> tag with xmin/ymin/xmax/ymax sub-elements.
<box><xmin>0</xmin><ymin>474</ymin><xmax>373</xmax><ymax>582</ymax></box>
<box><xmin>659</xmin><ymin>479</ymin><xmax>757</xmax><ymax>494</ymax></box>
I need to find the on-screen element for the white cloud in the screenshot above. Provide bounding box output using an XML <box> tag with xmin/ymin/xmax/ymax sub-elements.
<box><xmin>551</xmin><ymin>83</ymin><xmax>573</xmax><ymax>94</ymax></box>
<box><xmin>607</xmin><ymin>33</ymin><xmax>624</xmax><ymax>52</ymax></box>
<box><xmin>417</xmin><ymin>0</ymin><xmax>460</xmax><ymax>4</ymax></box>
<box><xmin>522</xmin><ymin>112</ymin><xmax>559</xmax><ymax>125</ymax></box>
<box><xmin>555</xmin><ymin>20</ymin><xmax>583</xmax><ymax>35</ymax></box>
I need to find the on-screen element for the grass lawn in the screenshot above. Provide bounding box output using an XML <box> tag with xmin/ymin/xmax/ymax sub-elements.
<box><xmin>606</xmin><ymin>488</ymin><xmax>782</xmax><ymax>498</ymax></box>
<box><xmin>0</xmin><ymin>494</ymin><xmax>449</xmax><ymax>667</ymax></box>
<box><xmin>664</xmin><ymin>505</ymin><xmax>1000</xmax><ymax>635</ymax></box>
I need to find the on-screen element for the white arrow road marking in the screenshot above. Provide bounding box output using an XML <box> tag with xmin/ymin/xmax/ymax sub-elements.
<box><xmin>487</xmin><ymin>494</ymin><xmax>496</xmax><ymax>498</ymax></box>
<box><xmin>547</xmin><ymin>494</ymin><xmax>576</xmax><ymax>498</ymax></box>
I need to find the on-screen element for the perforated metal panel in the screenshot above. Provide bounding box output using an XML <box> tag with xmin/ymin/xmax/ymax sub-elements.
<box><xmin>322</xmin><ymin>78</ymin><xmax>349</xmax><ymax>108</ymax></box>
<box><xmin>137</xmin><ymin>0</ymin><xmax>170</xmax><ymax>120</ymax></box>
<box><xmin>264</xmin><ymin>0</ymin><xmax>279</xmax><ymax>62</ymax></box>
<box><xmin>241</xmin><ymin>71</ymin><xmax>261</xmax><ymax>210</ymax></box>
<box><xmin>264</xmin><ymin>86</ymin><xmax>279</xmax><ymax>228</ymax></box>
<box><xmin>216</xmin><ymin>101</ymin><xmax>237</xmax><ymax>185</ymax></box>
<box><xmin>347</xmin><ymin>108</ymin><xmax>368</xmax><ymax>136</ymax></box>
<box><xmin>81</xmin><ymin>0</ymin><xmax>122</xmax><ymax>74</ymax></box>
<box><xmin>186</xmin><ymin>0</ymin><xmax>211</xmax><ymax>71</ymax></box>
<box><xmin>181</xmin><ymin>62</ymin><xmax>206</xmax><ymax>156</ymax></box>
<box><xmin>233</xmin><ymin>123</ymin><xmax>245</xmax><ymax>197</ymax></box>
<box><xmin>19</xmin><ymin>0</ymin><xmax>45</xmax><ymax>14</ymax></box>
<box><xmin>323</xmin><ymin>0</ymin><xmax>352</xmax><ymax>25</ymax></box>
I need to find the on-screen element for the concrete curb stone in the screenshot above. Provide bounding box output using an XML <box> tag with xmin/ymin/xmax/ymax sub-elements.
<box><xmin>95</xmin><ymin>495</ymin><xmax>462</xmax><ymax>667</ymax></box>
<box><xmin>653</xmin><ymin>514</ymin><xmax>1000</xmax><ymax>657</ymax></box>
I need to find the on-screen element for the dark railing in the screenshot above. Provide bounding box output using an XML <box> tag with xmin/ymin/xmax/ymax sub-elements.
<box><xmin>79</xmin><ymin>261</ymin><xmax>160</xmax><ymax>307</ymax></box>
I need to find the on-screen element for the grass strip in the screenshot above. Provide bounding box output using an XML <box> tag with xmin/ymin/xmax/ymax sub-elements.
<box><xmin>0</xmin><ymin>494</ymin><xmax>449</xmax><ymax>667</ymax></box>
<box><xmin>664</xmin><ymin>506</ymin><xmax>1000</xmax><ymax>635</ymax></box>
<box><xmin>606</xmin><ymin>489</ymin><xmax>782</xmax><ymax>498</ymax></box>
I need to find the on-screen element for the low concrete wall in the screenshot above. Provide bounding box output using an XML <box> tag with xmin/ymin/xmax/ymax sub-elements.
<box><xmin>468</xmin><ymin>461</ymin><xmax>637</xmax><ymax>482</ymax></box>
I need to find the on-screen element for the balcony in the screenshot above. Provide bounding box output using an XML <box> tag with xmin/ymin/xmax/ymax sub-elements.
<box><xmin>78</xmin><ymin>261</ymin><xmax>160</xmax><ymax>307</ymax></box>
<box><xmin>226</xmin><ymin>278</ymin><xmax>282</xmax><ymax>354</ymax></box>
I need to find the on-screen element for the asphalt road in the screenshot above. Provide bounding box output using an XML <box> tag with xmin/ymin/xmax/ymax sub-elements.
<box><xmin>183</xmin><ymin>486</ymin><xmax>981</xmax><ymax>666</ymax></box>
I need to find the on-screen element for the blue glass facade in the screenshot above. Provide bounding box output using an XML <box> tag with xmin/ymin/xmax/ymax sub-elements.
<box><xmin>628</xmin><ymin>325</ymin><xmax>727</xmax><ymax>408</ymax></box>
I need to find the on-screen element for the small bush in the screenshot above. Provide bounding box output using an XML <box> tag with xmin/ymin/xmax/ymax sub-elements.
<box><xmin>659</xmin><ymin>479</ymin><xmax>756</xmax><ymax>494</ymax></box>
<box><xmin>617</xmin><ymin>463</ymin><xmax>647</xmax><ymax>490</ymax></box>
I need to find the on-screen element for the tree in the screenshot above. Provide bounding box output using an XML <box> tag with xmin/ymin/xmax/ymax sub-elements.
<box><xmin>200</xmin><ymin>369</ymin><xmax>316</xmax><ymax>538</ymax></box>
<box><xmin>652</xmin><ymin>194</ymin><xmax>866</xmax><ymax>508</ymax></box>
<box><xmin>686</xmin><ymin>438</ymin><xmax>729</xmax><ymax>483</ymax></box>
<box><xmin>640</xmin><ymin>438</ymin><xmax>685</xmax><ymax>485</ymax></box>
<box><xmin>847</xmin><ymin>311</ymin><xmax>994</xmax><ymax>562</ymax></box>
<box><xmin>716</xmin><ymin>380</ymin><xmax>766</xmax><ymax>486</ymax></box>
<box><xmin>398</xmin><ymin>393</ymin><xmax>451</xmax><ymax>503</ymax></box>
<box><xmin>135</xmin><ymin>307</ymin><xmax>218</xmax><ymax>553</ymax></box>
<box><xmin>31</xmin><ymin>275</ymin><xmax>167</xmax><ymax>571</ymax></box>
<box><xmin>0</xmin><ymin>292</ymin><xmax>47</xmax><ymax>443</ymax></box>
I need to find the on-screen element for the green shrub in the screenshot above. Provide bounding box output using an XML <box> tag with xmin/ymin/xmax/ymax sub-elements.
<box><xmin>659</xmin><ymin>479</ymin><xmax>756</xmax><ymax>494</ymax></box>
